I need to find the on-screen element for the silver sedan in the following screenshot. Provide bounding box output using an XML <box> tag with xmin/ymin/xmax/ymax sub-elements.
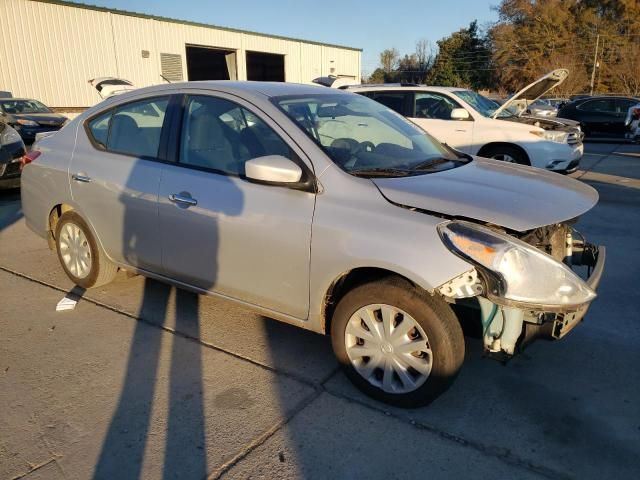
<box><xmin>21</xmin><ymin>82</ymin><xmax>605</xmax><ymax>407</ymax></box>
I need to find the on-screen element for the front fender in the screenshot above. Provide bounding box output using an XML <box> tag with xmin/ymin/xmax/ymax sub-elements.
<box><xmin>307</xmin><ymin>167</ymin><xmax>472</xmax><ymax>332</ymax></box>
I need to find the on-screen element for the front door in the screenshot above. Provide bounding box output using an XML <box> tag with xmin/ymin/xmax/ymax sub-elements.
<box><xmin>409</xmin><ymin>92</ymin><xmax>474</xmax><ymax>153</ymax></box>
<box><xmin>157</xmin><ymin>93</ymin><xmax>315</xmax><ymax>319</ymax></box>
<box><xmin>69</xmin><ymin>95</ymin><xmax>171</xmax><ymax>271</ymax></box>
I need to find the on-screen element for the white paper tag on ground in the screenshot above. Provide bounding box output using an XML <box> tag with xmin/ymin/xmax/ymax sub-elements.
<box><xmin>56</xmin><ymin>296</ymin><xmax>78</xmax><ymax>312</ymax></box>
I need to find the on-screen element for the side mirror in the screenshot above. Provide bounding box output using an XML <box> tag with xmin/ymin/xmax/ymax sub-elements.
<box><xmin>450</xmin><ymin>108</ymin><xmax>470</xmax><ymax>120</ymax></box>
<box><xmin>245</xmin><ymin>155</ymin><xmax>303</xmax><ymax>184</ymax></box>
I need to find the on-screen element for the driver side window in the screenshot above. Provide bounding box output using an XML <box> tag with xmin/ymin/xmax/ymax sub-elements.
<box><xmin>180</xmin><ymin>95</ymin><xmax>293</xmax><ymax>176</ymax></box>
<box><xmin>414</xmin><ymin>92</ymin><xmax>461</xmax><ymax>120</ymax></box>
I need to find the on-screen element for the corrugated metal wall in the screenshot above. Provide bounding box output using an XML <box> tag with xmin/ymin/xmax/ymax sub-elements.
<box><xmin>0</xmin><ymin>0</ymin><xmax>361</xmax><ymax>108</ymax></box>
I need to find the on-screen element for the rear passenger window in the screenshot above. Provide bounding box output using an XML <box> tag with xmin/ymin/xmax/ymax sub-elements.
<box><xmin>88</xmin><ymin>111</ymin><xmax>111</xmax><ymax>148</ymax></box>
<box><xmin>577</xmin><ymin>99</ymin><xmax>614</xmax><ymax>113</ymax></box>
<box><xmin>107</xmin><ymin>97</ymin><xmax>169</xmax><ymax>158</ymax></box>
<box><xmin>370</xmin><ymin>92</ymin><xmax>411</xmax><ymax>116</ymax></box>
<box><xmin>180</xmin><ymin>95</ymin><xmax>292</xmax><ymax>175</ymax></box>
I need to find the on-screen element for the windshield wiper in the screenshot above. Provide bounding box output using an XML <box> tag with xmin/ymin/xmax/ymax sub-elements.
<box><xmin>350</xmin><ymin>167</ymin><xmax>415</xmax><ymax>178</ymax></box>
<box><xmin>411</xmin><ymin>157</ymin><xmax>454</xmax><ymax>171</ymax></box>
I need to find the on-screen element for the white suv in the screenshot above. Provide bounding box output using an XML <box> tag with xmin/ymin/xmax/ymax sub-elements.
<box><xmin>350</xmin><ymin>69</ymin><xmax>583</xmax><ymax>173</ymax></box>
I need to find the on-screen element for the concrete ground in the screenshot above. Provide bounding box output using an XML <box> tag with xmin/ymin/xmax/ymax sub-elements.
<box><xmin>1</xmin><ymin>142</ymin><xmax>639</xmax><ymax>480</ymax></box>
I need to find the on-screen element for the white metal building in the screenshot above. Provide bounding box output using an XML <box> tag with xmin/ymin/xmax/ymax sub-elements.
<box><xmin>0</xmin><ymin>0</ymin><xmax>362</xmax><ymax>112</ymax></box>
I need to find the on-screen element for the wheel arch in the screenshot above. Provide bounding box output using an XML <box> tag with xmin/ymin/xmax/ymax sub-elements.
<box><xmin>477</xmin><ymin>142</ymin><xmax>530</xmax><ymax>163</ymax></box>
<box><xmin>322</xmin><ymin>267</ymin><xmax>420</xmax><ymax>335</ymax></box>
<box><xmin>47</xmin><ymin>203</ymin><xmax>76</xmax><ymax>248</ymax></box>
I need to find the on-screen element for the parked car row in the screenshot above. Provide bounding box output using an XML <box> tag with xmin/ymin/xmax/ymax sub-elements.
<box><xmin>0</xmin><ymin>96</ymin><xmax>68</xmax><ymax>144</ymax></box>
<box><xmin>21</xmin><ymin>81</ymin><xmax>605</xmax><ymax>407</ymax></box>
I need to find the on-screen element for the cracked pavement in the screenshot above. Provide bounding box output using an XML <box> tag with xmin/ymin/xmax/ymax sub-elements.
<box><xmin>1</xmin><ymin>142</ymin><xmax>639</xmax><ymax>479</ymax></box>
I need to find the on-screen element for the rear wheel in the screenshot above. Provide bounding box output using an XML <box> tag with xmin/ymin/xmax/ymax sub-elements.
<box><xmin>330</xmin><ymin>277</ymin><xmax>465</xmax><ymax>408</ymax></box>
<box><xmin>481</xmin><ymin>145</ymin><xmax>530</xmax><ymax>165</ymax></box>
<box><xmin>55</xmin><ymin>211</ymin><xmax>117</xmax><ymax>288</ymax></box>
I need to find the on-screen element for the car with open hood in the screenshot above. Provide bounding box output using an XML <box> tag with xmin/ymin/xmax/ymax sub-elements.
<box><xmin>20</xmin><ymin>81</ymin><xmax>604</xmax><ymax>407</ymax></box>
<box><xmin>89</xmin><ymin>77</ymin><xmax>137</xmax><ymax>99</ymax></box>
<box><xmin>350</xmin><ymin>69</ymin><xmax>584</xmax><ymax>173</ymax></box>
<box><xmin>0</xmin><ymin>98</ymin><xmax>68</xmax><ymax>143</ymax></box>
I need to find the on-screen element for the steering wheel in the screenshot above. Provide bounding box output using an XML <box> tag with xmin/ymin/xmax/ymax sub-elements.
<box><xmin>356</xmin><ymin>141</ymin><xmax>376</xmax><ymax>154</ymax></box>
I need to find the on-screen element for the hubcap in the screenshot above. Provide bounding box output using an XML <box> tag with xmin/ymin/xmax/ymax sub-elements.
<box><xmin>491</xmin><ymin>153</ymin><xmax>516</xmax><ymax>163</ymax></box>
<box><xmin>345</xmin><ymin>304</ymin><xmax>433</xmax><ymax>394</ymax></box>
<box><xmin>58</xmin><ymin>223</ymin><xmax>92</xmax><ymax>279</ymax></box>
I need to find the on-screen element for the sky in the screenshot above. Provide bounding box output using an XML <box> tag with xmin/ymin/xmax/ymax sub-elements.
<box><xmin>70</xmin><ymin>0</ymin><xmax>499</xmax><ymax>75</ymax></box>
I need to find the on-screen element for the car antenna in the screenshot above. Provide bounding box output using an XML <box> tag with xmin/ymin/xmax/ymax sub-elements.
<box><xmin>160</xmin><ymin>74</ymin><xmax>172</xmax><ymax>84</ymax></box>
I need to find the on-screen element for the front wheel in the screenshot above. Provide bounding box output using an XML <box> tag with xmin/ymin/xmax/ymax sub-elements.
<box><xmin>481</xmin><ymin>145</ymin><xmax>530</xmax><ymax>166</ymax></box>
<box><xmin>331</xmin><ymin>277</ymin><xmax>465</xmax><ymax>408</ymax></box>
<box><xmin>55</xmin><ymin>211</ymin><xmax>118</xmax><ymax>288</ymax></box>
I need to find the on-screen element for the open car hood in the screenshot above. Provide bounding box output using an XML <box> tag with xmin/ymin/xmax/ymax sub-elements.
<box><xmin>372</xmin><ymin>158</ymin><xmax>598</xmax><ymax>232</ymax></box>
<box><xmin>492</xmin><ymin>69</ymin><xmax>569</xmax><ymax>119</ymax></box>
<box><xmin>89</xmin><ymin>77</ymin><xmax>136</xmax><ymax>99</ymax></box>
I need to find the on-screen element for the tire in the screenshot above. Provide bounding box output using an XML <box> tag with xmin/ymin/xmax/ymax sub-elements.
<box><xmin>481</xmin><ymin>145</ymin><xmax>530</xmax><ymax>166</ymax></box>
<box><xmin>55</xmin><ymin>211</ymin><xmax>118</xmax><ymax>288</ymax></box>
<box><xmin>331</xmin><ymin>277</ymin><xmax>465</xmax><ymax>408</ymax></box>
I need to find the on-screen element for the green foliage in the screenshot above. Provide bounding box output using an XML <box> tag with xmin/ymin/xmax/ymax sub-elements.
<box><xmin>368</xmin><ymin>1</ymin><xmax>640</xmax><ymax>95</ymax></box>
<box><xmin>427</xmin><ymin>21</ymin><xmax>494</xmax><ymax>89</ymax></box>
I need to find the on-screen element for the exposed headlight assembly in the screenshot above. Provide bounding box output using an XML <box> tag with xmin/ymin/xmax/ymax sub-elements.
<box><xmin>0</xmin><ymin>125</ymin><xmax>22</xmax><ymax>146</ymax></box>
<box><xmin>438</xmin><ymin>221</ymin><xmax>596</xmax><ymax>311</ymax></box>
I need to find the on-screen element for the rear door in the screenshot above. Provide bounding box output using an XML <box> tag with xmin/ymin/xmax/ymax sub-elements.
<box><xmin>70</xmin><ymin>94</ymin><xmax>173</xmax><ymax>271</ymax></box>
<box><xmin>157</xmin><ymin>92</ymin><xmax>316</xmax><ymax>319</ymax></box>
<box><xmin>408</xmin><ymin>91</ymin><xmax>474</xmax><ymax>152</ymax></box>
<box><xmin>576</xmin><ymin>98</ymin><xmax>616</xmax><ymax>133</ymax></box>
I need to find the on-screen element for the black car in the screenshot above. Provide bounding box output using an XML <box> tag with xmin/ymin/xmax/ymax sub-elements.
<box><xmin>0</xmin><ymin>122</ymin><xmax>26</xmax><ymax>189</ymax></box>
<box><xmin>558</xmin><ymin>96</ymin><xmax>640</xmax><ymax>137</ymax></box>
<box><xmin>0</xmin><ymin>98</ymin><xmax>67</xmax><ymax>143</ymax></box>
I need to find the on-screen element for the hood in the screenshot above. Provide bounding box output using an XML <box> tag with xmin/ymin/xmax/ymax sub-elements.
<box><xmin>493</xmin><ymin>69</ymin><xmax>569</xmax><ymax>119</ymax></box>
<box><xmin>372</xmin><ymin>158</ymin><xmax>598</xmax><ymax>232</ymax></box>
<box><xmin>89</xmin><ymin>77</ymin><xmax>136</xmax><ymax>99</ymax></box>
<box><xmin>11</xmin><ymin>112</ymin><xmax>67</xmax><ymax>126</ymax></box>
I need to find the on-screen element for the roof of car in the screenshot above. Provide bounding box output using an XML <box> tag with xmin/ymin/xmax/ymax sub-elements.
<box><xmin>107</xmin><ymin>81</ymin><xmax>349</xmax><ymax>101</ymax></box>
<box><xmin>347</xmin><ymin>85</ymin><xmax>468</xmax><ymax>93</ymax></box>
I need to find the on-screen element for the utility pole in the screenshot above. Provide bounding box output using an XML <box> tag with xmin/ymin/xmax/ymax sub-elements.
<box><xmin>589</xmin><ymin>34</ymin><xmax>600</xmax><ymax>96</ymax></box>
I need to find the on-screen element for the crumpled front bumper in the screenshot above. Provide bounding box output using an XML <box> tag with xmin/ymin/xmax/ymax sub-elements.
<box><xmin>439</xmin><ymin>243</ymin><xmax>606</xmax><ymax>359</ymax></box>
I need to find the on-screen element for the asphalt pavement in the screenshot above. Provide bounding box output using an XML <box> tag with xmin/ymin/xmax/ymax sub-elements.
<box><xmin>1</xmin><ymin>142</ymin><xmax>639</xmax><ymax>479</ymax></box>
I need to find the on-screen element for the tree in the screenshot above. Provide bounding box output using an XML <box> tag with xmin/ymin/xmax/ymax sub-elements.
<box><xmin>427</xmin><ymin>21</ymin><xmax>493</xmax><ymax>89</ymax></box>
<box><xmin>380</xmin><ymin>48</ymin><xmax>400</xmax><ymax>74</ymax></box>
<box><xmin>490</xmin><ymin>0</ymin><xmax>640</xmax><ymax>95</ymax></box>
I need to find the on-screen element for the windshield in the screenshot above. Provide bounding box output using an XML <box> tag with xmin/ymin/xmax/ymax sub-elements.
<box><xmin>453</xmin><ymin>90</ymin><xmax>513</xmax><ymax>118</ymax></box>
<box><xmin>273</xmin><ymin>93</ymin><xmax>465</xmax><ymax>176</ymax></box>
<box><xmin>0</xmin><ymin>99</ymin><xmax>51</xmax><ymax>114</ymax></box>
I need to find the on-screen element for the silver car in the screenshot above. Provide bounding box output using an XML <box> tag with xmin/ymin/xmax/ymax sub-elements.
<box><xmin>21</xmin><ymin>82</ymin><xmax>605</xmax><ymax>407</ymax></box>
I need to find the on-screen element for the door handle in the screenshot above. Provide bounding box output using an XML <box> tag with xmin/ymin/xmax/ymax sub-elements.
<box><xmin>72</xmin><ymin>174</ymin><xmax>91</xmax><ymax>183</ymax></box>
<box><xmin>169</xmin><ymin>193</ymin><xmax>197</xmax><ymax>206</ymax></box>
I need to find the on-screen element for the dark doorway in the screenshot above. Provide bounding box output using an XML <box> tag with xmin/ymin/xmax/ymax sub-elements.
<box><xmin>186</xmin><ymin>45</ymin><xmax>237</xmax><ymax>81</ymax></box>
<box><xmin>246</xmin><ymin>51</ymin><xmax>285</xmax><ymax>82</ymax></box>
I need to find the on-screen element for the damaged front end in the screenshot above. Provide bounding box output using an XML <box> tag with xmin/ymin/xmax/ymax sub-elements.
<box><xmin>436</xmin><ymin>220</ymin><xmax>605</xmax><ymax>360</ymax></box>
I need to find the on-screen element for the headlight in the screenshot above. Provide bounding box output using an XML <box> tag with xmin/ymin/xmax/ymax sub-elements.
<box><xmin>16</xmin><ymin>119</ymin><xmax>38</xmax><ymax>126</ymax></box>
<box><xmin>530</xmin><ymin>130</ymin><xmax>568</xmax><ymax>143</ymax></box>
<box><xmin>438</xmin><ymin>221</ymin><xmax>596</xmax><ymax>311</ymax></box>
<box><xmin>0</xmin><ymin>125</ymin><xmax>22</xmax><ymax>146</ymax></box>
